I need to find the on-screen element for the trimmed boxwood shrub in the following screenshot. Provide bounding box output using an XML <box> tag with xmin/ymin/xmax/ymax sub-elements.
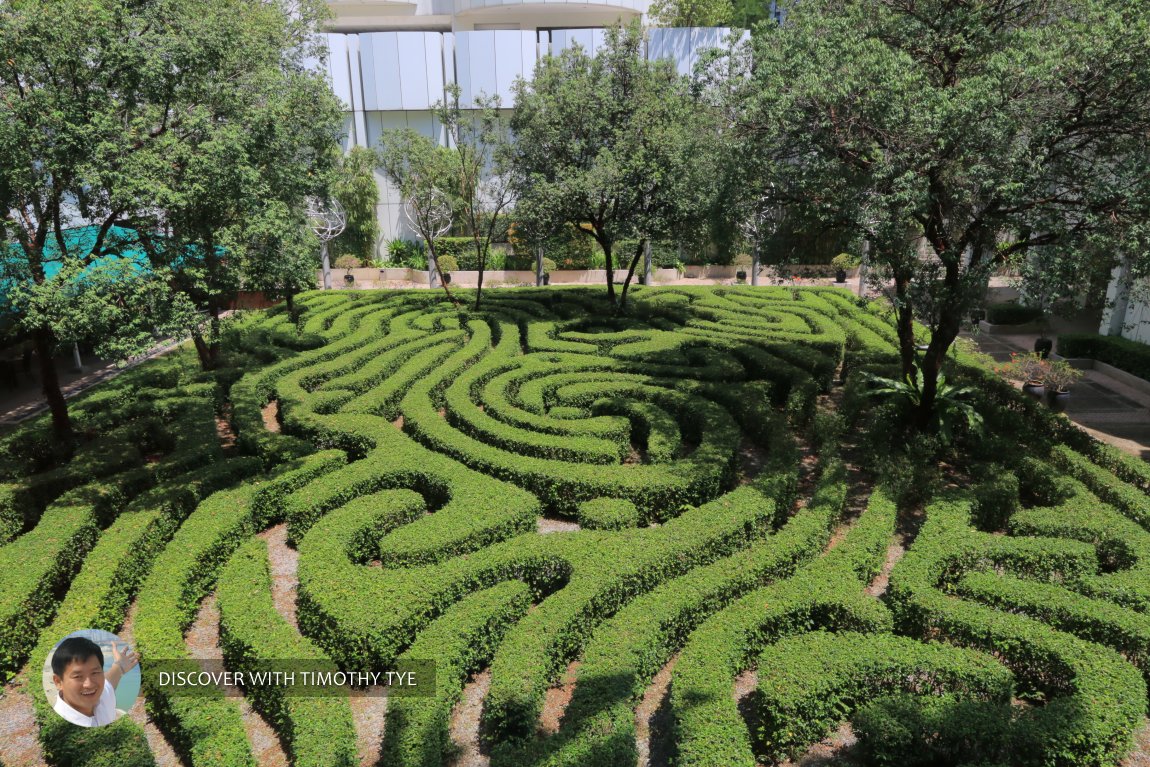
<box><xmin>986</xmin><ymin>302</ymin><xmax>1044</xmax><ymax>325</ymax></box>
<box><xmin>576</xmin><ymin>498</ymin><xmax>640</xmax><ymax>530</ymax></box>
<box><xmin>217</xmin><ymin>538</ymin><xmax>357</xmax><ymax>767</ymax></box>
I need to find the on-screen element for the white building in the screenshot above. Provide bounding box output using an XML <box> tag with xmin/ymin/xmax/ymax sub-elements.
<box><xmin>316</xmin><ymin>1</ymin><xmax>759</xmax><ymax>248</ymax></box>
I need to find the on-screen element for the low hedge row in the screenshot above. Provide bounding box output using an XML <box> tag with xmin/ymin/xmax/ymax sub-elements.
<box><xmin>0</xmin><ymin>499</ymin><xmax>100</xmax><ymax>683</ymax></box>
<box><xmin>282</xmin><ymin>416</ymin><xmax>538</xmax><ymax>559</ymax></box>
<box><xmin>670</xmin><ymin>480</ymin><xmax>896</xmax><ymax>767</ymax></box>
<box><xmin>886</xmin><ymin>494</ymin><xmax>1146</xmax><ymax>766</ymax></box>
<box><xmin>987</xmin><ymin>302</ymin><xmax>1045</xmax><ymax>325</ymax></box>
<box><xmin>380</xmin><ymin>581</ymin><xmax>532</xmax><ymax>767</ymax></box>
<box><xmin>488</xmin><ymin>454</ymin><xmax>821</xmax><ymax>767</ymax></box>
<box><xmin>1058</xmin><ymin>333</ymin><xmax>1150</xmax><ymax>382</ymax></box>
<box><xmin>575</xmin><ymin>498</ymin><xmax>640</xmax><ymax>530</ymax></box>
<box><xmin>398</xmin><ymin>322</ymin><xmax>739</xmax><ymax>520</ymax></box>
<box><xmin>132</xmin><ymin>454</ymin><xmax>346</xmax><ymax>767</ymax></box>
<box><xmin>478</xmin><ymin>480</ymin><xmax>789</xmax><ymax>745</ymax></box>
<box><xmin>754</xmin><ymin>631</ymin><xmax>1013</xmax><ymax>762</ymax></box>
<box><xmin>216</xmin><ymin>537</ymin><xmax>358</xmax><ymax>767</ymax></box>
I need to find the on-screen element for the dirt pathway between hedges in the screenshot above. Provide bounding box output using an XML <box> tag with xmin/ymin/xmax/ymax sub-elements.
<box><xmin>186</xmin><ymin>595</ymin><xmax>290</xmax><ymax>767</ymax></box>
<box><xmin>118</xmin><ymin>600</ymin><xmax>183</xmax><ymax>767</ymax></box>
<box><xmin>257</xmin><ymin>524</ymin><xmax>299</xmax><ymax>629</ymax></box>
<box><xmin>0</xmin><ymin>674</ymin><xmax>45</xmax><ymax>767</ymax></box>
<box><xmin>636</xmin><ymin>654</ymin><xmax>679</xmax><ymax>767</ymax></box>
<box><xmin>448</xmin><ymin>669</ymin><xmax>492</xmax><ymax>767</ymax></box>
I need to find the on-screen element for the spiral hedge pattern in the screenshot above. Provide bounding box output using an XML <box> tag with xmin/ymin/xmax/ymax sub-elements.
<box><xmin>3</xmin><ymin>285</ymin><xmax>1150</xmax><ymax>767</ymax></box>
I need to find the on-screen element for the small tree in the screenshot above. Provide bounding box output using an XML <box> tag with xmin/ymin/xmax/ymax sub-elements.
<box><xmin>509</xmin><ymin>23</ymin><xmax>705</xmax><ymax>310</ymax></box>
<box><xmin>377</xmin><ymin>130</ymin><xmax>458</xmax><ymax>301</ymax></box>
<box><xmin>434</xmin><ymin>86</ymin><xmax>516</xmax><ymax>309</ymax></box>
<box><xmin>331</xmin><ymin>146</ymin><xmax>381</xmax><ymax>265</ymax></box>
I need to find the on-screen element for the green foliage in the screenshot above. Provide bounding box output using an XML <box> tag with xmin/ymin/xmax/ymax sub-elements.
<box><xmin>986</xmin><ymin>302</ymin><xmax>1045</xmax><ymax>325</ymax></box>
<box><xmin>509</xmin><ymin>22</ymin><xmax>712</xmax><ymax>307</ymax></box>
<box><xmin>387</xmin><ymin>238</ymin><xmax>427</xmax><ymax>269</ymax></box>
<box><xmin>726</xmin><ymin>0</ymin><xmax>1150</xmax><ymax>414</ymax></box>
<box><xmin>864</xmin><ymin>368</ymin><xmax>984</xmax><ymax>445</ymax></box>
<box><xmin>436</xmin><ymin>255</ymin><xmax>459</xmax><ymax>274</ymax></box>
<box><xmin>648</xmin><ymin>0</ymin><xmax>732</xmax><ymax>27</ymax></box>
<box><xmin>331</xmin><ymin>146</ymin><xmax>381</xmax><ymax>265</ymax></box>
<box><xmin>1059</xmin><ymin>333</ymin><xmax>1150</xmax><ymax>382</ymax></box>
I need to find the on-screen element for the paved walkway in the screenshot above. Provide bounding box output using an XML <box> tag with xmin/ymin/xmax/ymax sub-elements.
<box><xmin>0</xmin><ymin>340</ymin><xmax>183</xmax><ymax>428</ymax></box>
<box><xmin>972</xmin><ymin>326</ymin><xmax>1150</xmax><ymax>460</ymax></box>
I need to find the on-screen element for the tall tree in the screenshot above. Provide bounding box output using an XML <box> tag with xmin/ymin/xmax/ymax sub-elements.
<box><xmin>434</xmin><ymin>85</ymin><xmax>515</xmax><ymax>309</ymax></box>
<box><xmin>509</xmin><ymin>22</ymin><xmax>706</xmax><ymax>309</ymax></box>
<box><xmin>649</xmin><ymin>0</ymin><xmax>733</xmax><ymax>27</ymax></box>
<box><xmin>729</xmin><ymin>0</ymin><xmax>1150</xmax><ymax>424</ymax></box>
<box><xmin>376</xmin><ymin>130</ymin><xmax>460</xmax><ymax>301</ymax></box>
<box><xmin>331</xmin><ymin>146</ymin><xmax>381</xmax><ymax>265</ymax></box>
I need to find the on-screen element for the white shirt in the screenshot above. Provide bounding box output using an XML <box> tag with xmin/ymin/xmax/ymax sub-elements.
<box><xmin>53</xmin><ymin>680</ymin><xmax>119</xmax><ymax>727</ymax></box>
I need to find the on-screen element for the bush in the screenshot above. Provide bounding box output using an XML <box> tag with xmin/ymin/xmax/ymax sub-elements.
<box><xmin>576</xmin><ymin>498</ymin><xmax>640</xmax><ymax>530</ymax></box>
<box><xmin>387</xmin><ymin>238</ymin><xmax>426</xmax><ymax>269</ymax></box>
<box><xmin>1058</xmin><ymin>333</ymin><xmax>1150</xmax><ymax>381</ymax></box>
<box><xmin>985</xmin><ymin>302</ymin><xmax>1044</xmax><ymax>325</ymax></box>
<box><xmin>436</xmin><ymin>254</ymin><xmax>459</xmax><ymax>274</ymax></box>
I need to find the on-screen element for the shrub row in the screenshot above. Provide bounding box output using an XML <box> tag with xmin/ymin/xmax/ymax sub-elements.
<box><xmin>1058</xmin><ymin>333</ymin><xmax>1150</xmax><ymax>382</ymax></box>
<box><xmin>754</xmin><ymin>631</ymin><xmax>1013</xmax><ymax>761</ymax></box>
<box><xmin>132</xmin><ymin>454</ymin><xmax>346</xmax><ymax>767</ymax></box>
<box><xmin>670</xmin><ymin>480</ymin><xmax>896</xmax><ymax>767</ymax></box>
<box><xmin>380</xmin><ymin>581</ymin><xmax>532</xmax><ymax>767</ymax></box>
<box><xmin>216</xmin><ymin>537</ymin><xmax>358</xmax><ymax>767</ymax></box>
<box><xmin>488</xmin><ymin>453</ymin><xmax>823</xmax><ymax>767</ymax></box>
<box><xmin>886</xmin><ymin>493</ymin><xmax>1146</xmax><ymax>766</ymax></box>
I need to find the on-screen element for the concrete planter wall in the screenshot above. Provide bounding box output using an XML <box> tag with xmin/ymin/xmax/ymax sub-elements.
<box><xmin>318</xmin><ymin>266</ymin><xmax>696</xmax><ymax>287</ymax></box>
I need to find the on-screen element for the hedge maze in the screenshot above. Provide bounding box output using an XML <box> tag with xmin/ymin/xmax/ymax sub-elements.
<box><xmin>4</xmin><ymin>285</ymin><xmax>1150</xmax><ymax>766</ymax></box>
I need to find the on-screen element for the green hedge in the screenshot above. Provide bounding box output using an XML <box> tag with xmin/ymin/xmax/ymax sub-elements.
<box><xmin>755</xmin><ymin>631</ymin><xmax>1013</xmax><ymax>761</ymax></box>
<box><xmin>986</xmin><ymin>302</ymin><xmax>1044</xmax><ymax>325</ymax></box>
<box><xmin>886</xmin><ymin>494</ymin><xmax>1146</xmax><ymax>766</ymax></box>
<box><xmin>1058</xmin><ymin>333</ymin><xmax>1150</xmax><ymax>381</ymax></box>
<box><xmin>380</xmin><ymin>581</ymin><xmax>532</xmax><ymax>767</ymax></box>
<box><xmin>216</xmin><ymin>538</ymin><xmax>357</xmax><ymax>767</ymax></box>
<box><xmin>670</xmin><ymin>478</ymin><xmax>894</xmax><ymax>767</ymax></box>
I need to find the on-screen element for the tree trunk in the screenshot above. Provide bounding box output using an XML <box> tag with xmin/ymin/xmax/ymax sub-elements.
<box><xmin>32</xmin><ymin>326</ymin><xmax>71</xmax><ymax>443</ymax></box>
<box><xmin>893</xmin><ymin>273</ymin><xmax>917</xmax><ymax>380</ymax></box>
<box><xmin>619</xmin><ymin>237</ymin><xmax>648</xmax><ymax>311</ymax></box>
<box><xmin>192</xmin><ymin>332</ymin><xmax>212</xmax><ymax>370</ymax></box>
<box><xmin>208</xmin><ymin>299</ymin><xmax>221</xmax><ymax>366</ymax></box>
<box><xmin>603</xmin><ymin>239</ymin><xmax>616</xmax><ymax>307</ymax></box>
<box><xmin>474</xmin><ymin>239</ymin><xmax>486</xmax><ymax>310</ymax></box>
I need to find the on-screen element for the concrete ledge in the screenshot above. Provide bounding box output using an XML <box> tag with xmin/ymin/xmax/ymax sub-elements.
<box><xmin>1051</xmin><ymin>355</ymin><xmax>1150</xmax><ymax>399</ymax></box>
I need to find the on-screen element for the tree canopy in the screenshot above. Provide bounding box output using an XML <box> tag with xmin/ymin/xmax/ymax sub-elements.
<box><xmin>0</xmin><ymin>0</ymin><xmax>343</xmax><ymax>439</ymax></box>
<box><xmin>726</xmin><ymin>0</ymin><xmax>1150</xmax><ymax>422</ymax></box>
<box><xmin>509</xmin><ymin>22</ymin><xmax>710</xmax><ymax>308</ymax></box>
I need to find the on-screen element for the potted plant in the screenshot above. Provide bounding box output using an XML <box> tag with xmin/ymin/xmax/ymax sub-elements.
<box><xmin>541</xmin><ymin>257</ymin><xmax>556</xmax><ymax>286</ymax></box>
<box><xmin>334</xmin><ymin>255</ymin><xmax>361</xmax><ymax>285</ymax></box>
<box><xmin>733</xmin><ymin>253</ymin><xmax>753</xmax><ymax>283</ymax></box>
<box><xmin>996</xmin><ymin>352</ymin><xmax>1049</xmax><ymax>399</ymax></box>
<box><xmin>1042</xmin><ymin>359</ymin><xmax>1084</xmax><ymax>412</ymax></box>
<box><xmin>831</xmin><ymin>253</ymin><xmax>859</xmax><ymax>283</ymax></box>
<box><xmin>437</xmin><ymin>254</ymin><xmax>458</xmax><ymax>285</ymax></box>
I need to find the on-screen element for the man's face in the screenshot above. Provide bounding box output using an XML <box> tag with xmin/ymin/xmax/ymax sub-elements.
<box><xmin>53</xmin><ymin>655</ymin><xmax>104</xmax><ymax>714</ymax></box>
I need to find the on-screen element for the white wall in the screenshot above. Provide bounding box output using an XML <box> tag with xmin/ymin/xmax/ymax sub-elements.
<box><xmin>1101</xmin><ymin>266</ymin><xmax>1150</xmax><ymax>344</ymax></box>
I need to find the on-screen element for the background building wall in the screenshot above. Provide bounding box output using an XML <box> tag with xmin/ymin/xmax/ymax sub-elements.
<box><xmin>316</xmin><ymin>24</ymin><xmax>743</xmax><ymax>252</ymax></box>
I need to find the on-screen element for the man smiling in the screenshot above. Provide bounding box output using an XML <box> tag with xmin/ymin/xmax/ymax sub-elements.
<box><xmin>50</xmin><ymin>636</ymin><xmax>138</xmax><ymax>727</ymax></box>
